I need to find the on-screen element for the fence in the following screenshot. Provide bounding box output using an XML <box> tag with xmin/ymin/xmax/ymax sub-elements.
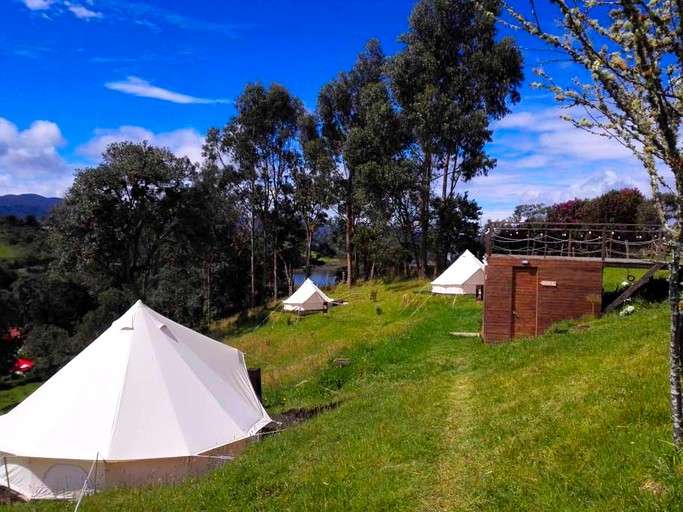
<box><xmin>485</xmin><ymin>223</ymin><xmax>668</xmax><ymax>262</ymax></box>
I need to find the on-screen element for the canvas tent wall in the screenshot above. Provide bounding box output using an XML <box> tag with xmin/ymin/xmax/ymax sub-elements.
<box><xmin>0</xmin><ymin>301</ymin><xmax>271</xmax><ymax>500</ymax></box>
<box><xmin>283</xmin><ymin>278</ymin><xmax>335</xmax><ymax>313</ymax></box>
<box><xmin>431</xmin><ymin>249</ymin><xmax>485</xmax><ymax>295</ymax></box>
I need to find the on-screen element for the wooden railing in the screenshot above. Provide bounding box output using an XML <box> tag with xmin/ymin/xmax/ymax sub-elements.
<box><xmin>485</xmin><ymin>222</ymin><xmax>669</xmax><ymax>262</ymax></box>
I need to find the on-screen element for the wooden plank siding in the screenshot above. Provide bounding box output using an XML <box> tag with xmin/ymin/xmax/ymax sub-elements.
<box><xmin>483</xmin><ymin>255</ymin><xmax>603</xmax><ymax>343</ymax></box>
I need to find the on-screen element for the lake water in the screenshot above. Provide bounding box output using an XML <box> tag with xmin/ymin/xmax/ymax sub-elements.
<box><xmin>293</xmin><ymin>269</ymin><xmax>337</xmax><ymax>287</ymax></box>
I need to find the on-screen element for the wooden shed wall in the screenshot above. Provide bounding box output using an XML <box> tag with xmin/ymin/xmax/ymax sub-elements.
<box><xmin>483</xmin><ymin>255</ymin><xmax>603</xmax><ymax>343</ymax></box>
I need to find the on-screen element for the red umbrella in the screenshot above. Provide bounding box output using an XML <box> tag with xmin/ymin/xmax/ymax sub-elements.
<box><xmin>10</xmin><ymin>358</ymin><xmax>34</xmax><ymax>373</ymax></box>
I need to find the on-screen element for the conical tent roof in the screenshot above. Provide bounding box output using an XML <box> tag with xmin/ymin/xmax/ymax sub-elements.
<box><xmin>283</xmin><ymin>278</ymin><xmax>334</xmax><ymax>311</ymax></box>
<box><xmin>0</xmin><ymin>301</ymin><xmax>271</xmax><ymax>461</ymax></box>
<box><xmin>431</xmin><ymin>249</ymin><xmax>485</xmax><ymax>287</ymax></box>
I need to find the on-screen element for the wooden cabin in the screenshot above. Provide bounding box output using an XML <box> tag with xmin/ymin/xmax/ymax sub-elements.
<box><xmin>482</xmin><ymin>223</ymin><xmax>667</xmax><ymax>343</ymax></box>
<box><xmin>483</xmin><ymin>255</ymin><xmax>603</xmax><ymax>343</ymax></box>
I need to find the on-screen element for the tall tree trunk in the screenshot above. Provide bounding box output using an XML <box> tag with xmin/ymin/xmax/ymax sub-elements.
<box><xmin>278</xmin><ymin>252</ymin><xmax>294</xmax><ymax>296</ymax></box>
<box><xmin>261</xmin><ymin>227</ymin><xmax>268</xmax><ymax>302</ymax></box>
<box><xmin>669</xmin><ymin>238</ymin><xmax>683</xmax><ymax>446</ymax></box>
<box><xmin>346</xmin><ymin>202</ymin><xmax>355</xmax><ymax>286</ymax></box>
<box><xmin>441</xmin><ymin>152</ymin><xmax>450</xmax><ymax>201</ymax></box>
<box><xmin>449</xmin><ymin>150</ymin><xmax>460</xmax><ymax>198</ymax></box>
<box><xmin>205</xmin><ymin>257</ymin><xmax>212</xmax><ymax>326</ymax></box>
<box><xmin>305</xmin><ymin>226</ymin><xmax>313</xmax><ymax>278</ymax></box>
<box><xmin>249</xmin><ymin>210</ymin><xmax>256</xmax><ymax>308</ymax></box>
<box><xmin>273</xmin><ymin>250</ymin><xmax>278</xmax><ymax>301</ymax></box>
<box><xmin>419</xmin><ymin>152</ymin><xmax>432</xmax><ymax>279</ymax></box>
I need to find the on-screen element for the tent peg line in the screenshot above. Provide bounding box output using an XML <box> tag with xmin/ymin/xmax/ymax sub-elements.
<box><xmin>409</xmin><ymin>293</ymin><xmax>434</xmax><ymax>318</ymax></box>
<box><xmin>74</xmin><ymin>452</ymin><xmax>99</xmax><ymax>512</ymax></box>
<box><xmin>252</xmin><ymin>304</ymin><xmax>283</xmax><ymax>333</ymax></box>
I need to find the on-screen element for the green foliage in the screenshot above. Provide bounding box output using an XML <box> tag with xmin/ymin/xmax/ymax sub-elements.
<box><xmin>318</xmin><ymin>39</ymin><xmax>397</xmax><ymax>284</ymax></box>
<box><xmin>48</xmin><ymin>141</ymin><xmax>198</xmax><ymax>297</ymax></box>
<box><xmin>430</xmin><ymin>194</ymin><xmax>482</xmax><ymax>266</ymax></box>
<box><xmin>11</xmin><ymin>275</ymin><xmax>94</xmax><ymax>332</ymax></box>
<box><xmin>0</xmin><ymin>216</ymin><xmax>50</xmax><ymax>267</ymax></box>
<box><xmin>205</xmin><ymin>82</ymin><xmax>307</xmax><ymax>302</ymax></box>
<box><xmin>389</xmin><ymin>0</ymin><xmax>523</xmax><ymax>273</ymax></box>
<box><xmin>21</xmin><ymin>324</ymin><xmax>73</xmax><ymax>380</ymax></box>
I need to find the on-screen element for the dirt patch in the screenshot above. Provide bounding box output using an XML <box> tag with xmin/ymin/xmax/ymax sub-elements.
<box><xmin>642</xmin><ymin>479</ymin><xmax>667</xmax><ymax>495</ymax></box>
<box><xmin>0</xmin><ymin>487</ymin><xmax>27</xmax><ymax>505</ymax></box>
<box><xmin>269</xmin><ymin>401</ymin><xmax>342</xmax><ymax>429</ymax></box>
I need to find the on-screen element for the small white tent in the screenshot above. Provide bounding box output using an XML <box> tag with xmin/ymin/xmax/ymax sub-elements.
<box><xmin>431</xmin><ymin>249</ymin><xmax>485</xmax><ymax>295</ymax></box>
<box><xmin>283</xmin><ymin>278</ymin><xmax>335</xmax><ymax>313</ymax></box>
<box><xmin>0</xmin><ymin>301</ymin><xmax>271</xmax><ymax>500</ymax></box>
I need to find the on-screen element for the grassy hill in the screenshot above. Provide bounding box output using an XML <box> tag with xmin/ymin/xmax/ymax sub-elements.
<box><xmin>6</xmin><ymin>279</ymin><xmax>683</xmax><ymax>510</ymax></box>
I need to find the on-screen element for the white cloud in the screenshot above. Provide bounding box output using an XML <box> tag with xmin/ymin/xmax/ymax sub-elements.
<box><xmin>460</xmin><ymin>105</ymin><xmax>656</xmax><ymax>221</ymax></box>
<box><xmin>0</xmin><ymin>119</ymin><xmax>67</xmax><ymax>174</ymax></box>
<box><xmin>0</xmin><ymin>118</ymin><xmax>72</xmax><ymax>196</ymax></box>
<box><xmin>22</xmin><ymin>0</ymin><xmax>57</xmax><ymax>10</ymax></box>
<box><xmin>21</xmin><ymin>0</ymin><xmax>101</xmax><ymax>21</ymax></box>
<box><xmin>21</xmin><ymin>0</ymin><xmax>244</xmax><ymax>34</ymax></box>
<box><xmin>77</xmin><ymin>125</ymin><xmax>205</xmax><ymax>163</ymax></box>
<box><xmin>64</xmin><ymin>1</ymin><xmax>102</xmax><ymax>19</ymax></box>
<box><xmin>0</xmin><ymin>119</ymin><xmax>208</xmax><ymax>198</ymax></box>
<box><xmin>104</xmin><ymin>77</ymin><xmax>230</xmax><ymax>105</ymax></box>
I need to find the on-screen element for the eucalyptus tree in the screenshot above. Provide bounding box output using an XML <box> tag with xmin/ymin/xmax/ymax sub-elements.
<box><xmin>318</xmin><ymin>39</ymin><xmax>387</xmax><ymax>285</ymax></box>
<box><xmin>347</xmin><ymin>80</ymin><xmax>416</xmax><ymax>278</ymax></box>
<box><xmin>390</xmin><ymin>0</ymin><xmax>523</xmax><ymax>276</ymax></box>
<box><xmin>506</xmin><ymin>0</ymin><xmax>683</xmax><ymax>446</ymax></box>
<box><xmin>207</xmin><ymin>83</ymin><xmax>304</xmax><ymax>301</ymax></box>
<box><xmin>295</xmin><ymin>113</ymin><xmax>335</xmax><ymax>278</ymax></box>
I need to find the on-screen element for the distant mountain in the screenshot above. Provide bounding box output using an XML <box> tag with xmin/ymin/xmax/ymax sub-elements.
<box><xmin>0</xmin><ymin>194</ymin><xmax>61</xmax><ymax>219</ymax></box>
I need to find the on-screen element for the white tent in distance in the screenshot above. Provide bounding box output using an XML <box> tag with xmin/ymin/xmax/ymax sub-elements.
<box><xmin>431</xmin><ymin>250</ymin><xmax>485</xmax><ymax>295</ymax></box>
<box><xmin>0</xmin><ymin>301</ymin><xmax>272</xmax><ymax>500</ymax></box>
<box><xmin>283</xmin><ymin>278</ymin><xmax>336</xmax><ymax>314</ymax></box>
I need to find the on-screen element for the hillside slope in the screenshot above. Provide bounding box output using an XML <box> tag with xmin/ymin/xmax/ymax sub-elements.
<box><xmin>11</xmin><ymin>281</ymin><xmax>683</xmax><ymax>511</ymax></box>
<box><xmin>0</xmin><ymin>194</ymin><xmax>60</xmax><ymax>219</ymax></box>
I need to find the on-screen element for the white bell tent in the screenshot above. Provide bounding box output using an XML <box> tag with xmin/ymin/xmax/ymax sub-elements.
<box><xmin>283</xmin><ymin>278</ymin><xmax>335</xmax><ymax>313</ymax></box>
<box><xmin>0</xmin><ymin>301</ymin><xmax>272</xmax><ymax>500</ymax></box>
<box><xmin>431</xmin><ymin>249</ymin><xmax>485</xmax><ymax>295</ymax></box>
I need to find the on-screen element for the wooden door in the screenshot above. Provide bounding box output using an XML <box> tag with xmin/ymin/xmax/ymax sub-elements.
<box><xmin>512</xmin><ymin>267</ymin><xmax>538</xmax><ymax>338</ymax></box>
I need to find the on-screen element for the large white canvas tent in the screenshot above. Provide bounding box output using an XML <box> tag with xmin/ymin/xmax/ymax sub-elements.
<box><xmin>0</xmin><ymin>301</ymin><xmax>272</xmax><ymax>500</ymax></box>
<box><xmin>283</xmin><ymin>278</ymin><xmax>335</xmax><ymax>313</ymax></box>
<box><xmin>431</xmin><ymin>249</ymin><xmax>485</xmax><ymax>295</ymax></box>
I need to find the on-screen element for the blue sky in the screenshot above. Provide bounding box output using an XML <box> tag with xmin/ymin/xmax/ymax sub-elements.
<box><xmin>0</xmin><ymin>0</ymin><xmax>648</xmax><ymax>221</ymax></box>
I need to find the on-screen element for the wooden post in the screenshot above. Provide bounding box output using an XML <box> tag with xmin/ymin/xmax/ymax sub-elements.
<box><xmin>601</xmin><ymin>227</ymin><xmax>607</xmax><ymax>261</ymax></box>
<box><xmin>3</xmin><ymin>456</ymin><xmax>10</xmax><ymax>491</ymax></box>
<box><xmin>93</xmin><ymin>453</ymin><xmax>98</xmax><ymax>495</ymax></box>
<box><xmin>248</xmin><ymin>368</ymin><xmax>262</xmax><ymax>401</ymax></box>
<box><xmin>485</xmin><ymin>223</ymin><xmax>492</xmax><ymax>256</ymax></box>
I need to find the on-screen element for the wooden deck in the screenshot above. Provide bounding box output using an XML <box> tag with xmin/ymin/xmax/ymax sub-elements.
<box><xmin>489</xmin><ymin>254</ymin><xmax>667</xmax><ymax>269</ymax></box>
<box><xmin>486</xmin><ymin>222</ymin><xmax>668</xmax><ymax>264</ymax></box>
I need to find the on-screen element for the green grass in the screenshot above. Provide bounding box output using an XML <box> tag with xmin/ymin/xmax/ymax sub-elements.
<box><xmin>5</xmin><ymin>280</ymin><xmax>683</xmax><ymax>510</ymax></box>
<box><xmin>0</xmin><ymin>240</ymin><xmax>22</xmax><ymax>261</ymax></box>
<box><xmin>0</xmin><ymin>382</ymin><xmax>40</xmax><ymax>414</ymax></box>
<box><xmin>603</xmin><ymin>267</ymin><xmax>668</xmax><ymax>292</ymax></box>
